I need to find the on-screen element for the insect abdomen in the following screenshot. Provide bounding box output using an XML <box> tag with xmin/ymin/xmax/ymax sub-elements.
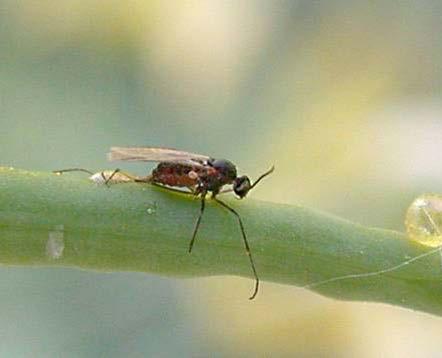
<box><xmin>152</xmin><ymin>162</ymin><xmax>199</xmax><ymax>187</ymax></box>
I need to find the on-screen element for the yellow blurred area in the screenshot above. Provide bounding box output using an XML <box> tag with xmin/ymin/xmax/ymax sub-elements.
<box><xmin>2</xmin><ymin>0</ymin><xmax>442</xmax><ymax>356</ymax></box>
<box><xmin>7</xmin><ymin>0</ymin><xmax>154</xmax><ymax>44</ymax></box>
<box><xmin>8</xmin><ymin>0</ymin><xmax>273</xmax><ymax>110</ymax></box>
<box><xmin>184</xmin><ymin>277</ymin><xmax>442</xmax><ymax>357</ymax></box>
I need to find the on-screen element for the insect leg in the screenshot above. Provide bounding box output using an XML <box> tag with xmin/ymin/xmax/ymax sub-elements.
<box><xmin>108</xmin><ymin>170</ymin><xmax>140</xmax><ymax>182</ymax></box>
<box><xmin>53</xmin><ymin>168</ymin><xmax>94</xmax><ymax>175</ymax></box>
<box><xmin>213</xmin><ymin>197</ymin><xmax>259</xmax><ymax>300</ymax></box>
<box><xmin>188</xmin><ymin>193</ymin><xmax>206</xmax><ymax>253</ymax></box>
<box><xmin>102</xmin><ymin>168</ymin><xmax>140</xmax><ymax>187</ymax></box>
<box><xmin>147</xmin><ymin>183</ymin><xmax>196</xmax><ymax>196</ymax></box>
<box><xmin>104</xmin><ymin>168</ymin><xmax>121</xmax><ymax>186</ymax></box>
<box><xmin>54</xmin><ymin>168</ymin><xmax>139</xmax><ymax>187</ymax></box>
<box><xmin>249</xmin><ymin>165</ymin><xmax>275</xmax><ymax>191</ymax></box>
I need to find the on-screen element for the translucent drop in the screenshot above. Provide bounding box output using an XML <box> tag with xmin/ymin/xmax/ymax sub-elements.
<box><xmin>405</xmin><ymin>194</ymin><xmax>442</xmax><ymax>247</ymax></box>
<box><xmin>46</xmin><ymin>225</ymin><xmax>65</xmax><ymax>259</ymax></box>
<box><xmin>146</xmin><ymin>202</ymin><xmax>157</xmax><ymax>215</ymax></box>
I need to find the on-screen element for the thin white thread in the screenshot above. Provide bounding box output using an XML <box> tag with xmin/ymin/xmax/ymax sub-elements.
<box><xmin>304</xmin><ymin>246</ymin><xmax>441</xmax><ymax>289</ymax></box>
<box><xmin>304</xmin><ymin>202</ymin><xmax>442</xmax><ymax>289</ymax></box>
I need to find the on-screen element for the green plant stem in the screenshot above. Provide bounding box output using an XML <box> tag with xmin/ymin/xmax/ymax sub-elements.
<box><xmin>1</xmin><ymin>167</ymin><xmax>441</xmax><ymax>315</ymax></box>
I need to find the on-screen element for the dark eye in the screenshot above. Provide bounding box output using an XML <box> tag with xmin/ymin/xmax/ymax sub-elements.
<box><xmin>233</xmin><ymin>176</ymin><xmax>251</xmax><ymax>198</ymax></box>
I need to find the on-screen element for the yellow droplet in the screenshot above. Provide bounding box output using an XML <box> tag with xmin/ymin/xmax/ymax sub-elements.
<box><xmin>405</xmin><ymin>194</ymin><xmax>442</xmax><ymax>247</ymax></box>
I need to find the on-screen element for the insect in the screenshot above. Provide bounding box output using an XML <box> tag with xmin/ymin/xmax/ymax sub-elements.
<box><xmin>55</xmin><ymin>147</ymin><xmax>274</xmax><ymax>300</ymax></box>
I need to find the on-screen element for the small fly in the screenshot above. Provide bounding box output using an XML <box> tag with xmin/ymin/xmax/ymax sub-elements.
<box><xmin>56</xmin><ymin>147</ymin><xmax>274</xmax><ymax>299</ymax></box>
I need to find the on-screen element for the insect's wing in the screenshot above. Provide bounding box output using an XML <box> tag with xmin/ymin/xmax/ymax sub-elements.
<box><xmin>108</xmin><ymin>147</ymin><xmax>210</xmax><ymax>165</ymax></box>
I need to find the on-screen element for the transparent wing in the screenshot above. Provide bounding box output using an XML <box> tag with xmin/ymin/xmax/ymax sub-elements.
<box><xmin>108</xmin><ymin>147</ymin><xmax>211</xmax><ymax>166</ymax></box>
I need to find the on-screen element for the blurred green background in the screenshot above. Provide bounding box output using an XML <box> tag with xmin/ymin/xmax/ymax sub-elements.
<box><xmin>2</xmin><ymin>0</ymin><xmax>442</xmax><ymax>356</ymax></box>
